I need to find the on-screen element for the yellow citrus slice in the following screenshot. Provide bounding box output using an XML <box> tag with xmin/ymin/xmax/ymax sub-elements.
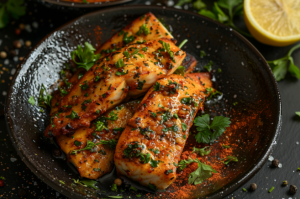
<box><xmin>244</xmin><ymin>0</ymin><xmax>300</xmax><ymax>46</ymax></box>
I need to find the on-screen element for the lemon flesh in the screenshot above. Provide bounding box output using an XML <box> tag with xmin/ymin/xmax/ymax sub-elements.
<box><xmin>244</xmin><ymin>0</ymin><xmax>300</xmax><ymax>46</ymax></box>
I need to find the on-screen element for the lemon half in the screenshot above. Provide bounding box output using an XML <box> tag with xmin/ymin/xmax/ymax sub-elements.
<box><xmin>244</xmin><ymin>0</ymin><xmax>300</xmax><ymax>46</ymax></box>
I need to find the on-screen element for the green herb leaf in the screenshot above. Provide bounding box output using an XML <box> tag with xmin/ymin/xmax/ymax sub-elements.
<box><xmin>204</xmin><ymin>61</ymin><xmax>213</xmax><ymax>72</ymax></box>
<box><xmin>174</xmin><ymin>65</ymin><xmax>185</xmax><ymax>76</ymax></box>
<box><xmin>71</xmin><ymin>140</ymin><xmax>100</xmax><ymax>155</ymax></box>
<box><xmin>200</xmin><ymin>50</ymin><xmax>206</xmax><ymax>58</ymax></box>
<box><xmin>198</xmin><ymin>9</ymin><xmax>217</xmax><ymax>20</ymax></box>
<box><xmin>194</xmin><ymin>114</ymin><xmax>231</xmax><ymax>143</ymax></box>
<box><xmin>178</xmin><ymin>39</ymin><xmax>188</xmax><ymax>49</ymax></box>
<box><xmin>99</xmin><ymin>139</ymin><xmax>117</xmax><ymax>149</ymax></box>
<box><xmin>94</xmin><ymin>121</ymin><xmax>106</xmax><ymax>131</ymax></box>
<box><xmin>193</xmin><ymin>0</ymin><xmax>206</xmax><ymax>10</ymax></box>
<box><xmin>66</xmin><ymin>110</ymin><xmax>80</xmax><ymax>120</ymax></box>
<box><xmin>115</xmin><ymin>58</ymin><xmax>125</xmax><ymax>68</ymax></box>
<box><xmin>153</xmin><ymin>82</ymin><xmax>161</xmax><ymax>91</ymax></box>
<box><xmin>296</xmin><ymin>112</ymin><xmax>300</xmax><ymax>117</ymax></box>
<box><xmin>38</xmin><ymin>84</ymin><xmax>53</xmax><ymax>108</ymax></box>
<box><xmin>129</xmin><ymin>185</ymin><xmax>138</xmax><ymax>191</ymax></box>
<box><xmin>242</xmin><ymin>188</ymin><xmax>247</xmax><ymax>192</ymax></box>
<box><xmin>80</xmin><ymin>179</ymin><xmax>99</xmax><ymax>190</ymax></box>
<box><xmin>192</xmin><ymin>146</ymin><xmax>211</xmax><ymax>156</ymax></box>
<box><xmin>115</xmin><ymin>70</ymin><xmax>128</xmax><ymax>76</ymax></box>
<box><xmin>188</xmin><ymin>159</ymin><xmax>217</xmax><ymax>185</ymax></box>
<box><xmin>268</xmin><ymin>186</ymin><xmax>274</xmax><ymax>193</ymax></box>
<box><xmin>136</xmin><ymin>24</ymin><xmax>150</xmax><ymax>36</ymax></box>
<box><xmin>221</xmin><ymin>155</ymin><xmax>238</xmax><ymax>164</ymax></box>
<box><xmin>28</xmin><ymin>96</ymin><xmax>35</xmax><ymax>105</ymax></box>
<box><xmin>71</xmin><ymin>42</ymin><xmax>100</xmax><ymax>71</ymax></box>
<box><xmin>123</xmin><ymin>32</ymin><xmax>135</xmax><ymax>44</ymax></box>
<box><xmin>178</xmin><ymin>158</ymin><xmax>197</xmax><ymax>171</ymax></box>
<box><xmin>150</xmin><ymin>159</ymin><xmax>159</xmax><ymax>168</ymax></box>
<box><xmin>137</xmin><ymin>80</ymin><xmax>146</xmax><ymax>90</ymax></box>
<box><xmin>148</xmin><ymin>183</ymin><xmax>157</xmax><ymax>191</ymax></box>
<box><xmin>111</xmin><ymin>183</ymin><xmax>118</xmax><ymax>192</ymax></box>
<box><xmin>181</xmin><ymin>123</ymin><xmax>187</xmax><ymax>132</ymax></box>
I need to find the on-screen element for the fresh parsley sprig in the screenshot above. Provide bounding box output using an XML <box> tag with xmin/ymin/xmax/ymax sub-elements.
<box><xmin>72</xmin><ymin>178</ymin><xmax>99</xmax><ymax>190</ymax></box>
<box><xmin>194</xmin><ymin>114</ymin><xmax>231</xmax><ymax>144</ymax></box>
<box><xmin>267</xmin><ymin>43</ymin><xmax>300</xmax><ymax>81</ymax></box>
<box><xmin>0</xmin><ymin>0</ymin><xmax>26</xmax><ymax>29</ymax></box>
<box><xmin>188</xmin><ymin>158</ymin><xmax>217</xmax><ymax>185</ymax></box>
<box><xmin>192</xmin><ymin>146</ymin><xmax>211</xmax><ymax>156</ymax></box>
<box><xmin>71</xmin><ymin>42</ymin><xmax>101</xmax><ymax>71</ymax></box>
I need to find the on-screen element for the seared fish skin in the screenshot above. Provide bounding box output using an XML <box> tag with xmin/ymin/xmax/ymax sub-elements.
<box><xmin>56</xmin><ymin>100</ymin><xmax>140</xmax><ymax>179</ymax></box>
<box><xmin>45</xmin><ymin>38</ymin><xmax>186</xmax><ymax>137</ymax></box>
<box><xmin>114</xmin><ymin>73</ymin><xmax>212</xmax><ymax>190</ymax></box>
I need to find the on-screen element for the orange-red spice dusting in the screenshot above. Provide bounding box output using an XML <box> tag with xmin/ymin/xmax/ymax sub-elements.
<box><xmin>93</xmin><ymin>26</ymin><xmax>102</xmax><ymax>47</ymax></box>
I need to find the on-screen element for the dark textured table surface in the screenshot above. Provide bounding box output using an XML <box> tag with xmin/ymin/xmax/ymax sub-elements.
<box><xmin>0</xmin><ymin>0</ymin><xmax>300</xmax><ymax>199</ymax></box>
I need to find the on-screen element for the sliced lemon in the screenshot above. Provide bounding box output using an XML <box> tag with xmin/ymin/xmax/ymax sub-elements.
<box><xmin>244</xmin><ymin>0</ymin><xmax>300</xmax><ymax>46</ymax></box>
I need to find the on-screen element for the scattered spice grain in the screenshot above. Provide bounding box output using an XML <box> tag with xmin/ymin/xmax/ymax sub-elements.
<box><xmin>13</xmin><ymin>40</ymin><xmax>22</xmax><ymax>49</ymax></box>
<box><xmin>282</xmin><ymin>180</ymin><xmax>288</xmax><ymax>186</ymax></box>
<box><xmin>114</xmin><ymin>178</ymin><xmax>122</xmax><ymax>186</ymax></box>
<box><xmin>250</xmin><ymin>183</ymin><xmax>257</xmax><ymax>191</ymax></box>
<box><xmin>272</xmin><ymin>159</ymin><xmax>279</xmax><ymax>167</ymax></box>
<box><xmin>0</xmin><ymin>51</ymin><xmax>7</xmax><ymax>59</ymax></box>
<box><xmin>290</xmin><ymin>185</ymin><xmax>297</xmax><ymax>194</ymax></box>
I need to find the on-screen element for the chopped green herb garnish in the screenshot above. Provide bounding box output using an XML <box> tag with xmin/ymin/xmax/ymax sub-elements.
<box><xmin>66</xmin><ymin>110</ymin><xmax>80</xmax><ymax>120</ymax></box>
<box><xmin>28</xmin><ymin>96</ymin><xmax>35</xmax><ymax>105</ymax></box>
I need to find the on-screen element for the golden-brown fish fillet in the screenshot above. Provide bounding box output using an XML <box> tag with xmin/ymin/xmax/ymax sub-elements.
<box><xmin>45</xmin><ymin>39</ymin><xmax>186</xmax><ymax>137</ymax></box>
<box><xmin>114</xmin><ymin>73</ymin><xmax>211</xmax><ymax>190</ymax></box>
<box><xmin>56</xmin><ymin>100</ymin><xmax>140</xmax><ymax>179</ymax></box>
<box><xmin>50</xmin><ymin>13</ymin><xmax>172</xmax><ymax>116</ymax></box>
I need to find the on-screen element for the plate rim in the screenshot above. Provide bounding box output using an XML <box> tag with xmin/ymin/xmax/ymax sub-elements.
<box><xmin>4</xmin><ymin>5</ymin><xmax>282</xmax><ymax>199</ymax></box>
<box><xmin>41</xmin><ymin>0</ymin><xmax>133</xmax><ymax>8</ymax></box>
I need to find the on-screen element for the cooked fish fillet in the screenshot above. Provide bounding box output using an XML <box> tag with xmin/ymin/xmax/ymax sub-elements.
<box><xmin>56</xmin><ymin>100</ymin><xmax>140</xmax><ymax>179</ymax></box>
<box><xmin>51</xmin><ymin>13</ymin><xmax>173</xmax><ymax>115</ymax></box>
<box><xmin>96</xmin><ymin>12</ymin><xmax>173</xmax><ymax>55</ymax></box>
<box><xmin>45</xmin><ymin>39</ymin><xmax>186</xmax><ymax>137</ymax></box>
<box><xmin>114</xmin><ymin>73</ymin><xmax>212</xmax><ymax>190</ymax></box>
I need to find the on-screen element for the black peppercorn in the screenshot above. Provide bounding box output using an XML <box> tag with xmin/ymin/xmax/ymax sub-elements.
<box><xmin>250</xmin><ymin>183</ymin><xmax>257</xmax><ymax>191</ymax></box>
<box><xmin>290</xmin><ymin>185</ymin><xmax>297</xmax><ymax>194</ymax></box>
<box><xmin>272</xmin><ymin>159</ymin><xmax>279</xmax><ymax>167</ymax></box>
<box><xmin>18</xmin><ymin>188</ymin><xmax>26</xmax><ymax>197</ymax></box>
<box><xmin>53</xmin><ymin>149</ymin><xmax>61</xmax><ymax>156</ymax></box>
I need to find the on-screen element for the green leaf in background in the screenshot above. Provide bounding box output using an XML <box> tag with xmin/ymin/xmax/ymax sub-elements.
<box><xmin>192</xmin><ymin>146</ymin><xmax>211</xmax><ymax>156</ymax></box>
<box><xmin>188</xmin><ymin>159</ymin><xmax>217</xmax><ymax>185</ymax></box>
<box><xmin>296</xmin><ymin>112</ymin><xmax>300</xmax><ymax>117</ymax></box>
<box><xmin>198</xmin><ymin>9</ymin><xmax>217</xmax><ymax>20</ymax></box>
<box><xmin>0</xmin><ymin>0</ymin><xmax>26</xmax><ymax>28</ymax></box>
<box><xmin>193</xmin><ymin>0</ymin><xmax>206</xmax><ymax>10</ymax></box>
<box><xmin>288</xmin><ymin>58</ymin><xmax>300</xmax><ymax>79</ymax></box>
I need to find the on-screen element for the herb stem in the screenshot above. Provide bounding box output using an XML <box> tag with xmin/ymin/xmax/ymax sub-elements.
<box><xmin>178</xmin><ymin>39</ymin><xmax>188</xmax><ymax>49</ymax></box>
<box><xmin>288</xmin><ymin>43</ymin><xmax>300</xmax><ymax>57</ymax></box>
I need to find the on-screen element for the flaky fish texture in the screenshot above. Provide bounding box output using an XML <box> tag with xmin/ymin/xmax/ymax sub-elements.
<box><xmin>56</xmin><ymin>101</ymin><xmax>140</xmax><ymax>179</ymax></box>
<box><xmin>45</xmin><ymin>38</ymin><xmax>186</xmax><ymax>137</ymax></box>
<box><xmin>114</xmin><ymin>73</ymin><xmax>212</xmax><ymax>190</ymax></box>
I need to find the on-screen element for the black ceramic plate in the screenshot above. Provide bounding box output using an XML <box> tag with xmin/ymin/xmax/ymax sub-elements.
<box><xmin>5</xmin><ymin>5</ymin><xmax>281</xmax><ymax>199</ymax></box>
<box><xmin>41</xmin><ymin>0</ymin><xmax>133</xmax><ymax>8</ymax></box>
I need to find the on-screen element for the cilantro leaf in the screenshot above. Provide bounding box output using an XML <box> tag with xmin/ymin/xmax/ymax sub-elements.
<box><xmin>28</xmin><ymin>96</ymin><xmax>35</xmax><ymax>106</ymax></box>
<box><xmin>174</xmin><ymin>65</ymin><xmax>185</xmax><ymax>76</ymax></box>
<box><xmin>136</xmin><ymin>24</ymin><xmax>150</xmax><ymax>36</ymax></box>
<box><xmin>204</xmin><ymin>61</ymin><xmax>213</xmax><ymax>72</ymax></box>
<box><xmin>150</xmin><ymin>159</ymin><xmax>159</xmax><ymax>168</ymax></box>
<box><xmin>194</xmin><ymin>114</ymin><xmax>231</xmax><ymax>143</ymax></box>
<box><xmin>71</xmin><ymin>140</ymin><xmax>100</xmax><ymax>155</ymax></box>
<box><xmin>66</xmin><ymin>110</ymin><xmax>80</xmax><ymax>120</ymax></box>
<box><xmin>94</xmin><ymin>121</ymin><xmax>106</xmax><ymax>131</ymax></box>
<box><xmin>192</xmin><ymin>146</ymin><xmax>211</xmax><ymax>156</ymax></box>
<box><xmin>188</xmin><ymin>159</ymin><xmax>217</xmax><ymax>185</ymax></box>
<box><xmin>221</xmin><ymin>155</ymin><xmax>238</xmax><ymax>164</ymax></box>
<box><xmin>198</xmin><ymin>9</ymin><xmax>217</xmax><ymax>20</ymax></box>
<box><xmin>71</xmin><ymin>42</ymin><xmax>100</xmax><ymax>71</ymax></box>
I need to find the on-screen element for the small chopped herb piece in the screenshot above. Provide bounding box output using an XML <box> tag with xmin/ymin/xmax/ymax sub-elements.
<box><xmin>93</xmin><ymin>168</ymin><xmax>101</xmax><ymax>172</ymax></box>
<box><xmin>204</xmin><ymin>60</ymin><xmax>213</xmax><ymax>72</ymax></box>
<box><xmin>136</xmin><ymin>24</ymin><xmax>150</xmax><ymax>36</ymax></box>
<box><xmin>64</xmin><ymin>80</ymin><xmax>72</xmax><ymax>89</ymax></box>
<box><xmin>96</xmin><ymin>110</ymin><xmax>100</xmax><ymax>114</ymax></box>
<box><xmin>158</xmin><ymin>40</ymin><xmax>175</xmax><ymax>63</ymax></box>
<box><xmin>194</xmin><ymin>114</ymin><xmax>231</xmax><ymax>144</ymax></box>
<box><xmin>297</xmin><ymin>168</ymin><xmax>300</xmax><ymax>171</ymax></box>
<box><xmin>38</xmin><ymin>84</ymin><xmax>53</xmax><ymax>107</ymax></box>
<box><xmin>139</xmin><ymin>153</ymin><xmax>151</xmax><ymax>164</ymax></box>
<box><xmin>59</xmin><ymin>86</ymin><xmax>68</xmax><ymax>96</ymax></box>
<box><xmin>149</xmin><ymin>183</ymin><xmax>157</xmax><ymax>191</ymax></box>
<box><xmin>100</xmin><ymin>139</ymin><xmax>117</xmax><ymax>149</ymax></box>
<box><xmin>72</xmin><ymin>179</ymin><xmax>99</xmax><ymax>190</ymax></box>
<box><xmin>221</xmin><ymin>156</ymin><xmax>238</xmax><ymax>165</ymax></box>
<box><xmin>28</xmin><ymin>96</ymin><xmax>35</xmax><ymax>105</ymax></box>
<box><xmin>94</xmin><ymin>121</ymin><xmax>106</xmax><ymax>131</ymax></box>
<box><xmin>71</xmin><ymin>42</ymin><xmax>101</xmax><ymax>71</ymax></box>
<box><xmin>233</xmin><ymin>102</ymin><xmax>238</xmax><ymax>106</ymax></box>
<box><xmin>173</xmin><ymin>113</ymin><xmax>179</xmax><ymax>119</ymax></box>
<box><xmin>138</xmin><ymin>53</ymin><xmax>145</xmax><ymax>58</ymax></box>
<box><xmin>141</xmin><ymin>47</ymin><xmax>148</xmax><ymax>52</ymax></box>
<box><xmin>129</xmin><ymin>185</ymin><xmax>138</xmax><ymax>191</ymax></box>
<box><xmin>137</xmin><ymin>80</ymin><xmax>146</xmax><ymax>90</ymax></box>
<box><xmin>205</xmin><ymin>87</ymin><xmax>222</xmax><ymax>100</ymax></box>
<box><xmin>74</xmin><ymin>140</ymin><xmax>82</xmax><ymax>147</ymax></box>
<box><xmin>150</xmin><ymin>112</ymin><xmax>157</xmax><ymax>118</ymax></box>
<box><xmin>123</xmin><ymin>51</ymin><xmax>129</xmax><ymax>58</ymax></box>
<box><xmin>123</xmin><ymin>32</ymin><xmax>135</xmax><ymax>44</ymax></box>
<box><xmin>165</xmin><ymin>169</ymin><xmax>173</xmax><ymax>175</ymax></box>
<box><xmin>59</xmin><ymin>180</ymin><xmax>65</xmax><ymax>185</ymax></box>
<box><xmin>115</xmin><ymin>58</ymin><xmax>125</xmax><ymax>68</ymax></box>
<box><xmin>131</xmin><ymin>49</ymin><xmax>139</xmax><ymax>56</ymax></box>
<box><xmin>66</xmin><ymin>110</ymin><xmax>80</xmax><ymax>120</ymax></box>
<box><xmin>115</xmin><ymin>70</ymin><xmax>128</xmax><ymax>76</ymax></box>
<box><xmin>111</xmin><ymin>183</ymin><xmax>118</xmax><ymax>192</ymax></box>
<box><xmin>217</xmin><ymin>68</ymin><xmax>222</xmax><ymax>73</ymax></box>
<box><xmin>78</xmin><ymin>73</ymin><xmax>84</xmax><ymax>79</ymax></box>
<box><xmin>61</xmin><ymin>70</ymin><xmax>66</xmax><ymax>76</ymax></box>
<box><xmin>181</xmin><ymin>123</ymin><xmax>187</xmax><ymax>132</ymax></box>
<box><xmin>242</xmin><ymin>188</ymin><xmax>247</xmax><ymax>192</ymax></box>
<box><xmin>268</xmin><ymin>186</ymin><xmax>274</xmax><ymax>193</ymax></box>
<box><xmin>150</xmin><ymin>159</ymin><xmax>159</xmax><ymax>168</ymax></box>
<box><xmin>0</xmin><ymin>176</ymin><xmax>5</xmax><ymax>180</ymax></box>
<box><xmin>192</xmin><ymin>146</ymin><xmax>211</xmax><ymax>156</ymax></box>
<box><xmin>136</xmin><ymin>194</ymin><xmax>142</xmax><ymax>197</ymax></box>
<box><xmin>71</xmin><ymin>140</ymin><xmax>100</xmax><ymax>155</ymax></box>
<box><xmin>181</xmin><ymin>97</ymin><xmax>192</xmax><ymax>104</ymax></box>
<box><xmin>178</xmin><ymin>39</ymin><xmax>188</xmax><ymax>49</ymax></box>
<box><xmin>80</xmin><ymin>80</ymin><xmax>89</xmax><ymax>90</ymax></box>
<box><xmin>153</xmin><ymin>82</ymin><xmax>160</xmax><ymax>91</ymax></box>
<box><xmin>81</xmin><ymin>99</ymin><xmax>92</xmax><ymax>111</ymax></box>
<box><xmin>222</xmin><ymin>144</ymin><xmax>230</xmax><ymax>149</ymax></box>
<box><xmin>200</xmin><ymin>51</ymin><xmax>206</xmax><ymax>59</ymax></box>
<box><xmin>118</xmin><ymin>30</ymin><xmax>125</xmax><ymax>36</ymax></box>
<box><xmin>174</xmin><ymin>65</ymin><xmax>185</xmax><ymax>76</ymax></box>
<box><xmin>150</xmin><ymin>148</ymin><xmax>160</xmax><ymax>155</ymax></box>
